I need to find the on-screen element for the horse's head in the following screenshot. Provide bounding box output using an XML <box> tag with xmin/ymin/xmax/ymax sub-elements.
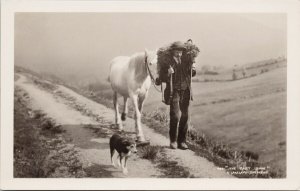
<box><xmin>144</xmin><ymin>49</ymin><xmax>158</xmax><ymax>66</ymax></box>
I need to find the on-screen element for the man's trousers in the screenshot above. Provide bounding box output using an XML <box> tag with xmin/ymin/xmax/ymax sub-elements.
<box><xmin>169</xmin><ymin>88</ymin><xmax>190</xmax><ymax>144</ymax></box>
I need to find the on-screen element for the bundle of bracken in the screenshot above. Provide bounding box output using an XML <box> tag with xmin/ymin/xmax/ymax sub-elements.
<box><xmin>156</xmin><ymin>40</ymin><xmax>200</xmax><ymax>83</ymax></box>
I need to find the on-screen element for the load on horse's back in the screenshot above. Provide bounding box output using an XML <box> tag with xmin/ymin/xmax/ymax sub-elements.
<box><xmin>155</xmin><ymin>39</ymin><xmax>200</xmax><ymax>104</ymax></box>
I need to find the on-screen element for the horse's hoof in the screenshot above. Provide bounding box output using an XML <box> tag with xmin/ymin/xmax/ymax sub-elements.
<box><xmin>136</xmin><ymin>138</ymin><xmax>150</xmax><ymax>147</ymax></box>
<box><xmin>117</xmin><ymin>129</ymin><xmax>124</xmax><ymax>133</ymax></box>
<box><xmin>121</xmin><ymin>113</ymin><xmax>127</xmax><ymax>121</ymax></box>
<box><xmin>114</xmin><ymin>124</ymin><xmax>123</xmax><ymax>130</ymax></box>
<box><xmin>136</xmin><ymin>140</ymin><xmax>150</xmax><ymax>147</ymax></box>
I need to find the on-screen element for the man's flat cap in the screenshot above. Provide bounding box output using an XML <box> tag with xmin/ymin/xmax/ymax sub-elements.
<box><xmin>170</xmin><ymin>41</ymin><xmax>187</xmax><ymax>51</ymax></box>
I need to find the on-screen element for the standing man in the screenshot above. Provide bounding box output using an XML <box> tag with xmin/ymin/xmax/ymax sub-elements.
<box><xmin>166</xmin><ymin>41</ymin><xmax>196</xmax><ymax>150</ymax></box>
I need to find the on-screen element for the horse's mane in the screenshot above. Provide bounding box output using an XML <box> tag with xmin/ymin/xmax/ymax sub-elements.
<box><xmin>128</xmin><ymin>52</ymin><xmax>150</xmax><ymax>81</ymax></box>
<box><xmin>130</xmin><ymin>52</ymin><xmax>145</xmax><ymax>65</ymax></box>
<box><xmin>129</xmin><ymin>51</ymin><xmax>156</xmax><ymax>66</ymax></box>
<box><xmin>129</xmin><ymin>51</ymin><xmax>156</xmax><ymax>81</ymax></box>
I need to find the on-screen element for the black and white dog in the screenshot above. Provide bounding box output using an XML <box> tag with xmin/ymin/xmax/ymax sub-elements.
<box><xmin>109</xmin><ymin>133</ymin><xmax>137</xmax><ymax>174</ymax></box>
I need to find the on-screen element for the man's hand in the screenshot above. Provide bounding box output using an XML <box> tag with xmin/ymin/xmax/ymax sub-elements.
<box><xmin>192</xmin><ymin>69</ymin><xmax>196</xmax><ymax>77</ymax></box>
<box><xmin>168</xmin><ymin>67</ymin><xmax>174</xmax><ymax>75</ymax></box>
<box><xmin>192</xmin><ymin>63</ymin><xmax>196</xmax><ymax>77</ymax></box>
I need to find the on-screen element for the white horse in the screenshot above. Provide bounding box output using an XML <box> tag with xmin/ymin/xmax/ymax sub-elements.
<box><xmin>109</xmin><ymin>49</ymin><xmax>157</xmax><ymax>142</ymax></box>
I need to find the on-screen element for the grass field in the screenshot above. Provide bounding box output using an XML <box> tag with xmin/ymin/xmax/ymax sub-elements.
<box><xmin>193</xmin><ymin>59</ymin><xmax>286</xmax><ymax>82</ymax></box>
<box><xmin>143</xmin><ymin>63</ymin><xmax>286</xmax><ymax>174</ymax></box>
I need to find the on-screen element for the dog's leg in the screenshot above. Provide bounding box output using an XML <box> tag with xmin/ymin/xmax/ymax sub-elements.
<box><xmin>120</xmin><ymin>155</ymin><xmax>125</xmax><ymax>173</ymax></box>
<box><xmin>117</xmin><ymin>154</ymin><xmax>121</xmax><ymax>167</ymax></box>
<box><xmin>121</xmin><ymin>156</ymin><xmax>128</xmax><ymax>175</ymax></box>
<box><xmin>123</xmin><ymin>156</ymin><xmax>129</xmax><ymax>174</ymax></box>
<box><xmin>124</xmin><ymin>156</ymin><xmax>128</xmax><ymax>168</ymax></box>
<box><xmin>110</xmin><ymin>147</ymin><xmax>116</xmax><ymax>167</ymax></box>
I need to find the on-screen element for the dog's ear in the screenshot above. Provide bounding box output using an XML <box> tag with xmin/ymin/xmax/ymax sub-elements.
<box><xmin>121</xmin><ymin>139</ymin><xmax>131</xmax><ymax>146</ymax></box>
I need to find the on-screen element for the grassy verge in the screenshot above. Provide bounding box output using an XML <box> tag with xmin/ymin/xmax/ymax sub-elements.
<box><xmin>14</xmin><ymin>87</ymin><xmax>85</xmax><ymax>178</ymax></box>
<box><xmin>138</xmin><ymin>145</ymin><xmax>193</xmax><ymax>178</ymax></box>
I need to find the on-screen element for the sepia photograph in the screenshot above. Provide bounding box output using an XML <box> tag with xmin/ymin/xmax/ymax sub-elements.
<box><xmin>1</xmin><ymin>0</ymin><xmax>300</xmax><ymax>190</ymax></box>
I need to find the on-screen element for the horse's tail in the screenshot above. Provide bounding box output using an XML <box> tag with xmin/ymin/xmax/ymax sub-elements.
<box><xmin>107</xmin><ymin>76</ymin><xmax>110</xmax><ymax>82</ymax></box>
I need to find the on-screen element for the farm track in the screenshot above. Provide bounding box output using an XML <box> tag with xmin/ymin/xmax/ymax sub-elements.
<box><xmin>15</xmin><ymin>73</ymin><xmax>233</xmax><ymax>178</ymax></box>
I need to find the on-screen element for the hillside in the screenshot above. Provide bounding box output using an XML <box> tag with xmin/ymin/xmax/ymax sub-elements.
<box><xmin>144</xmin><ymin>65</ymin><xmax>286</xmax><ymax>175</ymax></box>
<box><xmin>195</xmin><ymin>59</ymin><xmax>286</xmax><ymax>82</ymax></box>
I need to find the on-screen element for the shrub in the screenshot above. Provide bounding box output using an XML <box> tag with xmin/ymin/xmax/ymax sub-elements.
<box><xmin>192</xmin><ymin>78</ymin><xmax>200</xmax><ymax>82</ymax></box>
<box><xmin>34</xmin><ymin>110</ymin><xmax>45</xmax><ymax>119</ymax></box>
<box><xmin>148</xmin><ymin>109</ymin><xmax>168</xmax><ymax>123</ymax></box>
<box><xmin>41</xmin><ymin>118</ymin><xmax>64</xmax><ymax>134</ymax></box>
<box><xmin>204</xmin><ymin>71</ymin><xmax>219</xmax><ymax>75</ymax></box>
<box><xmin>138</xmin><ymin>145</ymin><xmax>162</xmax><ymax>161</ymax></box>
<box><xmin>232</xmin><ymin>72</ymin><xmax>237</xmax><ymax>80</ymax></box>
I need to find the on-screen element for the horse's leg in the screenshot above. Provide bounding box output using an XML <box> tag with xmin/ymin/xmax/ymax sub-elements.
<box><xmin>138</xmin><ymin>93</ymin><xmax>147</xmax><ymax>112</ymax></box>
<box><xmin>113</xmin><ymin>91</ymin><xmax>123</xmax><ymax>130</ymax></box>
<box><xmin>131</xmin><ymin>94</ymin><xmax>145</xmax><ymax>141</ymax></box>
<box><xmin>121</xmin><ymin>96</ymin><xmax>128</xmax><ymax>121</ymax></box>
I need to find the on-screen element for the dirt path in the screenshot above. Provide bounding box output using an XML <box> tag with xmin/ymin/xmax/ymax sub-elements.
<box><xmin>15</xmin><ymin>74</ymin><xmax>232</xmax><ymax>178</ymax></box>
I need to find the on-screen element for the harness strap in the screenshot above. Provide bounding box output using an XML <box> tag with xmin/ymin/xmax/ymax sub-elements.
<box><xmin>161</xmin><ymin>82</ymin><xmax>164</xmax><ymax>102</ymax></box>
<box><xmin>145</xmin><ymin>57</ymin><xmax>162</xmax><ymax>93</ymax></box>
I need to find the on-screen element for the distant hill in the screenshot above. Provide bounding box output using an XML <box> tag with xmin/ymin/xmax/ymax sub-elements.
<box><xmin>195</xmin><ymin>58</ymin><xmax>286</xmax><ymax>82</ymax></box>
<box><xmin>242</xmin><ymin>57</ymin><xmax>286</xmax><ymax>70</ymax></box>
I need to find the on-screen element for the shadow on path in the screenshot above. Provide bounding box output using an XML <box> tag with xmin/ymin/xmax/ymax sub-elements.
<box><xmin>84</xmin><ymin>164</ymin><xmax>115</xmax><ymax>178</ymax></box>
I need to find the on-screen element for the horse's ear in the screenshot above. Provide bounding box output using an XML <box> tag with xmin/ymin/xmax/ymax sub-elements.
<box><xmin>144</xmin><ymin>48</ymin><xmax>149</xmax><ymax>57</ymax></box>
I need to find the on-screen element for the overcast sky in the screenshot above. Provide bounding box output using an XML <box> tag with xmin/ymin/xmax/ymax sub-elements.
<box><xmin>15</xmin><ymin>13</ymin><xmax>286</xmax><ymax>82</ymax></box>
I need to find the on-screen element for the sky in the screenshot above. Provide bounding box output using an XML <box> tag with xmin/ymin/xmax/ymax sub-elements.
<box><xmin>15</xmin><ymin>13</ymin><xmax>286</xmax><ymax>83</ymax></box>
